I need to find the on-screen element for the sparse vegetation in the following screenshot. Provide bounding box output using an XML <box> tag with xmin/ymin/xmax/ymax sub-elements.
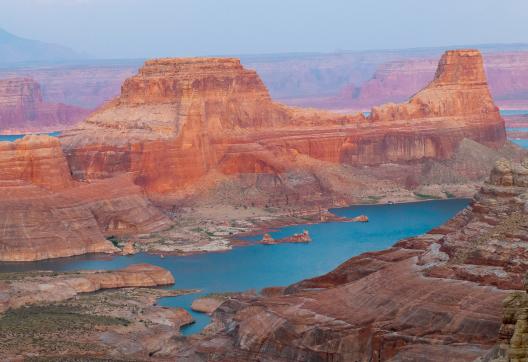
<box><xmin>413</xmin><ymin>192</ymin><xmax>442</xmax><ymax>200</ymax></box>
<box><xmin>444</xmin><ymin>191</ymin><xmax>456</xmax><ymax>198</ymax></box>
<box><xmin>0</xmin><ymin>304</ymin><xmax>129</xmax><ymax>352</ymax></box>
<box><xmin>106</xmin><ymin>235</ymin><xmax>120</xmax><ymax>247</ymax></box>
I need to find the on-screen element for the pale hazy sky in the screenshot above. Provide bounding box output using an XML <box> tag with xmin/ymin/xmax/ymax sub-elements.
<box><xmin>0</xmin><ymin>0</ymin><xmax>527</xmax><ymax>58</ymax></box>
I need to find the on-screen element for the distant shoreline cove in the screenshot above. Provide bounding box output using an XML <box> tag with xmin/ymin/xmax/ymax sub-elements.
<box><xmin>0</xmin><ymin>131</ymin><xmax>61</xmax><ymax>141</ymax></box>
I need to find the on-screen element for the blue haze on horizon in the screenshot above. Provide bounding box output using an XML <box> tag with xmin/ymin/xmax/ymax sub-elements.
<box><xmin>0</xmin><ymin>0</ymin><xmax>527</xmax><ymax>59</ymax></box>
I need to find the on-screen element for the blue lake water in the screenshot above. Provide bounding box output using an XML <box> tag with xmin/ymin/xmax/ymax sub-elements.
<box><xmin>500</xmin><ymin>110</ymin><xmax>528</xmax><ymax>149</ymax></box>
<box><xmin>0</xmin><ymin>198</ymin><xmax>469</xmax><ymax>335</ymax></box>
<box><xmin>500</xmin><ymin>109</ymin><xmax>528</xmax><ymax>116</ymax></box>
<box><xmin>512</xmin><ymin>139</ymin><xmax>528</xmax><ymax>148</ymax></box>
<box><xmin>0</xmin><ymin>131</ymin><xmax>61</xmax><ymax>142</ymax></box>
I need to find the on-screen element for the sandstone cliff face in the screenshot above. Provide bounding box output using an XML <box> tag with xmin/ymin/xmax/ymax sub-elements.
<box><xmin>0</xmin><ymin>175</ymin><xmax>171</xmax><ymax>262</ymax></box>
<box><xmin>61</xmin><ymin>50</ymin><xmax>506</xmax><ymax>197</ymax></box>
<box><xmin>0</xmin><ymin>135</ymin><xmax>73</xmax><ymax>190</ymax></box>
<box><xmin>0</xmin><ymin>135</ymin><xmax>170</xmax><ymax>261</ymax></box>
<box><xmin>174</xmin><ymin>160</ymin><xmax>528</xmax><ymax>361</ymax></box>
<box><xmin>0</xmin><ymin>78</ymin><xmax>89</xmax><ymax>133</ymax></box>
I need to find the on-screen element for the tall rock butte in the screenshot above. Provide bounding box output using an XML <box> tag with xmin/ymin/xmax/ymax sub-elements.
<box><xmin>60</xmin><ymin>49</ymin><xmax>506</xmax><ymax>196</ymax></box>
<box><xmin>0</xmin><ymin>77</ymin><xmax>89</xmax><ymax>133</ymax></box>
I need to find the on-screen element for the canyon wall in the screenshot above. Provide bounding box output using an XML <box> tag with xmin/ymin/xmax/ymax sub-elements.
<box><xmin>0</xmin><ymin>135</ymin><xmax>170</xmax><ymax>261</ymax></box>
<box><xmin>0</xmin><ymin>60</ymin><xmax>141</xmax><ymax>108</ymax></box>
<box><xmin>60</xmin><ymin>50</ymin><xmax>506</xmax><ymax>197</ymax></box>
<box><xmin>0</xmin><ymin>77</ymin><xmax>89</xmax><ymax>133</ymax></box>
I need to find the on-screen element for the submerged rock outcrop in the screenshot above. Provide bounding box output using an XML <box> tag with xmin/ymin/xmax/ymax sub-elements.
<box><xmin>261</xmin><ymin>230</ymin><xmax>311</xmax><ymax>245</ymax></box>
<box><xmin>0</xmin><ymin>77</ymin><xmax>89</xmax><ymax>133</ymax></box>
<box><xmin>61</xmin><ymin>50</ymin><xmax>506</xmax><ymax>197</ymax></box>
<box><xmin>168</xmin><ymin>159</ymin><xmax>528</xmax><ymax>361</ymax></box>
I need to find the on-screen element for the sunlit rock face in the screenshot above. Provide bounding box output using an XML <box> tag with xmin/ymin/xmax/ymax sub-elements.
<box><xmin>60</xmin><ymin>50</ymin><xmax>506</xmax><ymax>196</ymax></box>
<box><xmin>0</xmin><ymin>77</ymin><xmax>89</xmax><ymax>133</ymax></box>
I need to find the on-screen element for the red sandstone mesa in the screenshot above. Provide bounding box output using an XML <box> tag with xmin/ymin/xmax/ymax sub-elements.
<box><xmin>0</xmin><ymin>77</ymin><xmax>89</xmax><ymax>133</ymax></box>
<box><xmin>60</xmin><ymin>50</ymin><xmax>506</xmax><ymax>197</ymax></box>
<box><xmin>305</xmin><ymin>51</ymin><xmax>528</xmax><ymax>111</ymax></box>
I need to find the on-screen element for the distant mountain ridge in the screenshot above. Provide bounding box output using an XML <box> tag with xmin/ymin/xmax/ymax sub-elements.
<box><xmin>0</xmin><ymin>28</ymin><xmax>83</xmax><ymax>64</ymax></box>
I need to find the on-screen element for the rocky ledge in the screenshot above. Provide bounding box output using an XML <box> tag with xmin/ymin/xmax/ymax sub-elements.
<box><xmin>0</xmin><ymin>263</ymin><xmax>175</xmax><ymax>312</ymax></box>
<box><xmin>0</xmin><ymin>264</ymin><xmax>196</xmax><ymax>360</ymax></box>
<box><xmin>161</xmin><ymin>159</ymin><xmax>528</xmax><ymax>361</ymax></box>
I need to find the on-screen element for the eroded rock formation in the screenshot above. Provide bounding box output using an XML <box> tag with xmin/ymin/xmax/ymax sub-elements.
<box><xmin>0</xmin><ymin>135</ymin><xmax>170</xmax><ymax>261</ymax></box>
<box><xmin>0</xmin><ymin>77</ymin><xmax>89</xmax><ymax>133</ymax></box>
<box><xmin>170</xmin><ymin>159</ymin><xmax>528</xmax><ymax>361</ymax></box>
<box><xmin>61</xmin><ymin>50</ymin><xmax>506</xmax><ymax>199</ymax></box>
<box><xmin>0</xmin><ymin>135</ymin><xmax>74</xmax><ymax>190</ymax></box>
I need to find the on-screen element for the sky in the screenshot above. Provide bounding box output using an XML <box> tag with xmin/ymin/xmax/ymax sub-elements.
<box><xmin>0</xmin><ymin>0</ymin><xmax>527</xmax><ymax>59</ymax></box>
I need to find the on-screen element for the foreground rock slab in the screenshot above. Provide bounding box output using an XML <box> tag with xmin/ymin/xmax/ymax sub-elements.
<box><xmin>0</xmin><ymin>264</ymin><xmax>197</xmax><ymax>360</ymax></box>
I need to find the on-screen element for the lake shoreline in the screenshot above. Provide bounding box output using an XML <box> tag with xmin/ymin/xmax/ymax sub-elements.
<box><xmin>0</xmin><ymin>198</ymin><xmax>471</xmax><ymax>338</ymax></box>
